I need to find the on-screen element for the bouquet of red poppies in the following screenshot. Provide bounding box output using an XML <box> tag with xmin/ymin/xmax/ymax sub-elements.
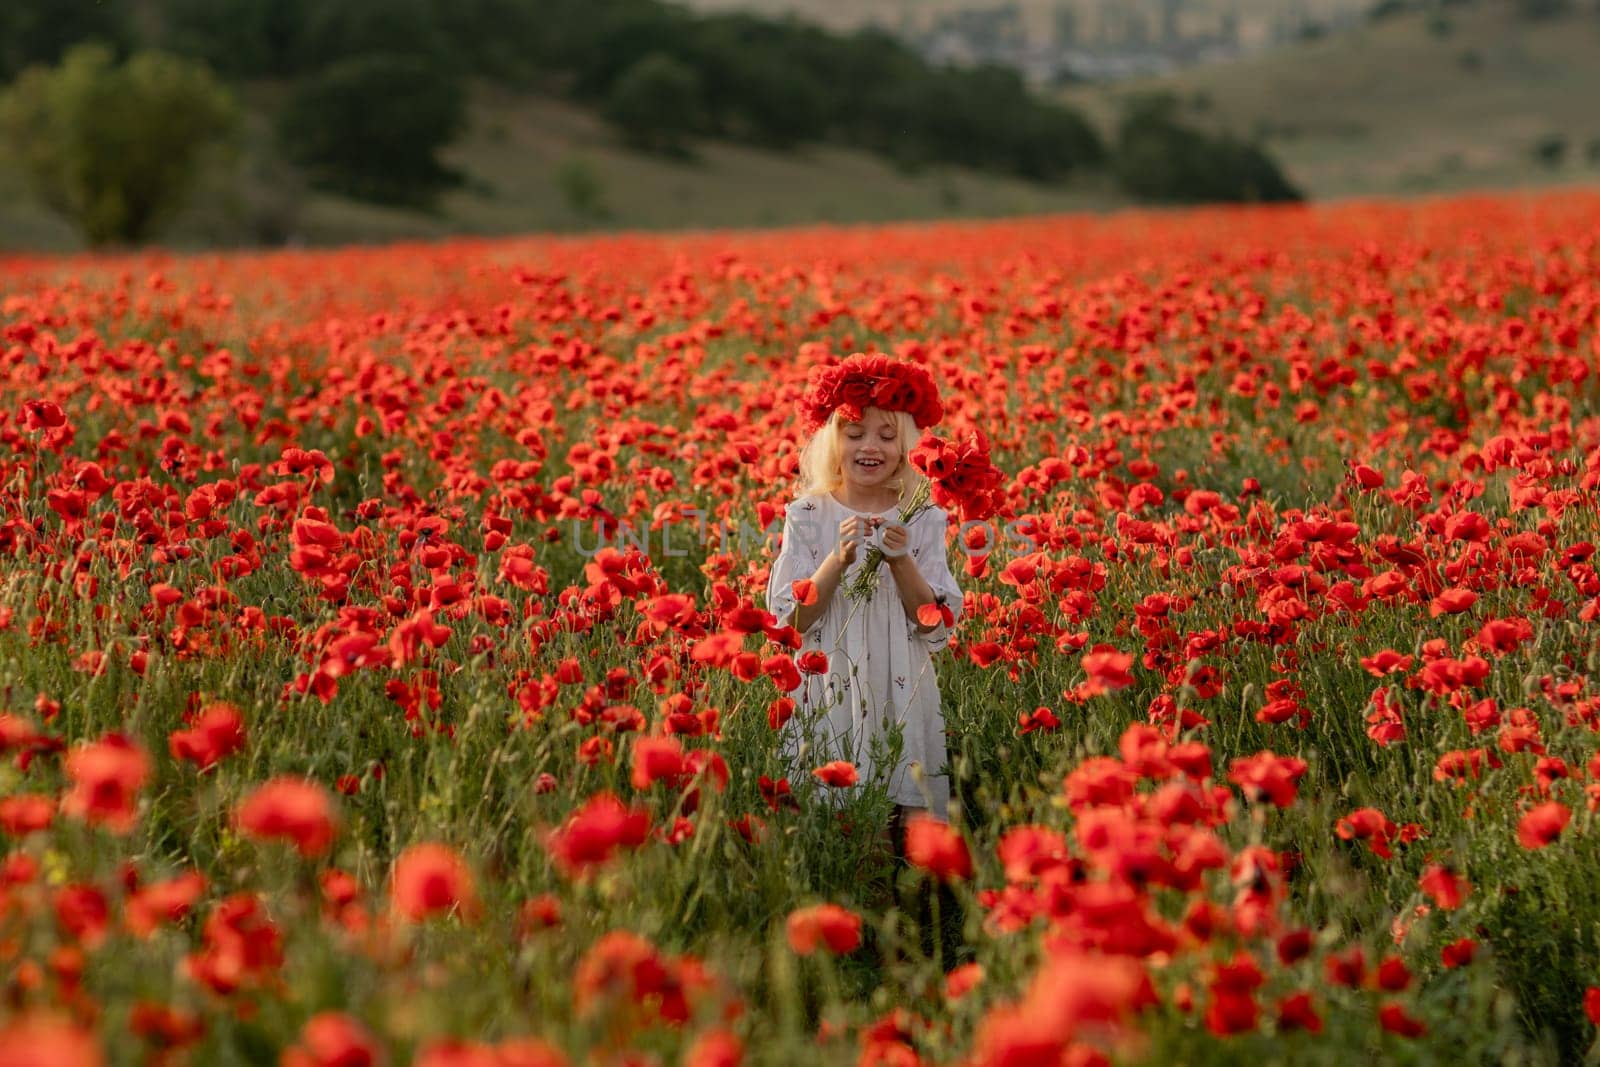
<box><xmin>909</xmin><ymin>428</ymin><xmax>1004</xmax><ymax>524</ymax></box>
<box><xmin>844</xmin><ymin>429</ymin><xmax>1004</xmax><ymax>602</ymax></box>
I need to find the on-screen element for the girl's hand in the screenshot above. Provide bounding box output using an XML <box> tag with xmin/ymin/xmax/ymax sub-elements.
<box><xmin>879</xmin><ymin>520</ymin><xmax>910</xmax><ymax>558</ymax></box>
<box><xmin>834</xmin><ymin>516</ymin><xmax>868</xmax><ymax>567</ymax></box>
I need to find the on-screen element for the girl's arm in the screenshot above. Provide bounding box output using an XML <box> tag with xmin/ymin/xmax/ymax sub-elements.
<box><xmin>892</xmin><ymin>508</ymin><xmax>963</xmax><ymax>650</ymax></box>
<box><xmin>793</xmin><ymin>516</ymin><xmax>866</xmax><ymax>632</ymax></box>
<box><xmin>793</xmin><ymin>551</ymin><xmax>845</xmax><ymax>633</ymax></box>
<box><xmin>884</xmin><ymin>516</ymin><xmax>939</xmax><ymax>631</ymax></box>
<box><xmin>887</xmin><ymin>551</ymin><xmax>939</xmax><ymax>632</ymax></box>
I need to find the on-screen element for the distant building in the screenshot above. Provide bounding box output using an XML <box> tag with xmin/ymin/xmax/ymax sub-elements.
<box><xmin>905</xmin><ymin>0</ymin><xmax>1370</xmax><ymax>84</ymax></box>
<box><xmin>681</xmin><ymin>0</ymin><xmax>1373</xmax><ymax>84</ymax></box>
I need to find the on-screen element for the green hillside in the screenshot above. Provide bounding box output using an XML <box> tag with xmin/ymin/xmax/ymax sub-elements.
<box><xmin>0</xmin><ymin>86</ymin><xmax>1126</xmax><ymax>253</ymax></box>
<box><xmin>1062</xmin><ymin>2</ymin><xmax>1600</xmax><ymax>199</ymax></box>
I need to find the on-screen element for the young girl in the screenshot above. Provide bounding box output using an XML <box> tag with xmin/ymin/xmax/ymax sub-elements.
<box><xmin>765</xmin><ymin>355</ymin><xmax>963</xmax><ymax>823</ymax></box>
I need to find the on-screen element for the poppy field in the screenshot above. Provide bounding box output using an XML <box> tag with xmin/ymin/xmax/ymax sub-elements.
<box><xmin>2</xmin><ymin>188</ymin><xmax>1600</xmax><ymax>1065</ymax></box>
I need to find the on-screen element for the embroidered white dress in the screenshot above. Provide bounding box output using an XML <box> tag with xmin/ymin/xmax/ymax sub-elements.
<box><xmin>764</xmin><ymin>492</ymin><xmax>964</xmax><ymax>819</ymax></box>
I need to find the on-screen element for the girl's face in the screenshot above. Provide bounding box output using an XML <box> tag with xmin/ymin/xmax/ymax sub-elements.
<box><xmin>838</xmin><ymin>407</ymin><xmax>902</xmax><ymax>494</ymax></box>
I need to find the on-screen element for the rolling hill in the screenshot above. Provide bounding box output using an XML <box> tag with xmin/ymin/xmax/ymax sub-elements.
<box><xmin>1061</xmin><ymin>1</ymin><xmax>1600</xmax><ymax>199</ymax></box>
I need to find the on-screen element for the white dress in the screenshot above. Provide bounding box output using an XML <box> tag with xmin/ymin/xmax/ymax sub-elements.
<box><xmin>764</xmin><ymin>492</ymin><xmax>964</xmax><ymax>820</ymax></box>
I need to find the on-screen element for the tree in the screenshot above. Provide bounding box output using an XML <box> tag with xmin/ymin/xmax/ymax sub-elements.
<box><xmin>296</xmin><ymin>0</ymin><xmax>457</xmax><ymax>73</ymax></box>
<box><xmin>159</xmin><ymin>0</ymin><xmax>312</xmax><ymax>79</ymax></box>
<box><xmin>0</xmin><ymin>44</ymin><xmax>237</xmax><ymax>245</ymax></box>
<box><xmin>682</xmin><ymin>15</ymin><xmax>829</xmax><ymax>148</ymax></box>
<box><xmin>1515</xmin><ymin>0</ymin><xmax>1571</xmax><ymax>17</ymax></box>
<box><xmin>1113</xmin><ymin>92</ymin><xmax>1301</xmax><ymax>204</ymax></box>
<box><xmin>0</xmin><ymin>0</ymin><xmax>136</xmax><ymax>81</ymax></box>
<box><xmin>277</xmin><ymin>54</ymin><xmax>466</xmax><ymax>207</ymax></box>
<box><xmin>605</xmin><ymin>52</ymin><xmax>704</xmax><ymax>156</ymax></box>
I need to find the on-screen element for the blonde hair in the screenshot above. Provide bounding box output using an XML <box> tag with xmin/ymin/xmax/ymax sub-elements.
<box><xmin>795</xmin><ymin>407</ymin><xmax>928</xmax><ymax>504</ymax></box>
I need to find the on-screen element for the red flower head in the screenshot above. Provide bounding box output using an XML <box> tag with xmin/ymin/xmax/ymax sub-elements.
<box><xmin>785</xmin><ymin>903</ymin><xmax>862</xmax><ymax>955</ymax></box>
<box><xmin>1227</xmin><ymin>751</ymin><xmax>1309</xmax><ymax>808</ymax></box>
<box><xmin>801</xmin><ymin>354</ymin><xmax>943</xmax><ymax>433</ymax></box>
<box><xmin>1080</xmin><ymin>644</ymin><xmax>1137</xmax><ymax>695</ymax></box>
<box><xmin>282</xmin><ymin>1012</ymin><xmax>385</xmax><ymax>1067</ymax></box>
<box><xmin>544</xmin><ymin>791</ymin><xmax>651</xmax><ymax>877</ymax></box>
<box><xmin>904</xmin><ymin>814</ymin><xmax>973</xmax><ymax>881</ymax></box>
<box><xmin>169</xmin><ymin>702</ymin><xmax>247</xmax><ymax>771</ymax></box>
<box><xmin>235</xmin><ymin>777</ymin><xmax>340</xmax><ymax>858</ymax></box>
<box><xmin>1335</xmin><ymin>807</ymin><xmax>1398</xmax><ymax>859</ymax></box>
<box><xmin>1418</xmin><ymin>864</ymin><xmax>1470</xmax><ymax>910</ymax></box>
<box><xmin>184</xmin><ymin>893</ymin><xmax>283</xmax><ymax>995</ymax></box>
<box><xmin>1516</xmin><ymin>801</ymin><xmax>1570</xmax><ymax>850</ymax></box>
<box><xmin>62</xmin><ymin>734</ymin><xmax>150</xmax><ymax>835</ymax></box>
<box><xmin>811</xmin><ymin>760</ymin><xmax>859</xmax><ymax>788</ymax></box>
<box><xmin>0</xmin><ymin>1015</ymin><xmax>101</xmax><ymax>1067</ymax></box>
<box><xmin>391</xmin><ymin>843</ymin><xmax>480</xmax><ymax>922</ymax></box>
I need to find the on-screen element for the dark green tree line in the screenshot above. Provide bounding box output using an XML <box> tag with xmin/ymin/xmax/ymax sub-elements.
<box><xmin>0</xmin><ymin>0</ymin><xmax>1303</xmax><ymax>243</ymax></box>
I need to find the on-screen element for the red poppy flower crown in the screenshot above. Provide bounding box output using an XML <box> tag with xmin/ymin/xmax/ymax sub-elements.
<box><xmin>800</xmin><ymin>354</ymin><xmax>944</xmax><ymax>433</ymax></box>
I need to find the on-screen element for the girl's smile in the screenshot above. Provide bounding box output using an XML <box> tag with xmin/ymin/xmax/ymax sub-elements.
<box><xmin>839</xmin><ymin>408</ymin><xmax>902</xmax><ymax>504</ymax></box>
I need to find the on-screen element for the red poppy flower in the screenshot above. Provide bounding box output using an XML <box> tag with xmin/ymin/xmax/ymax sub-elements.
<box><xmin>517</xmin><ymin>894</ymin><xmax>563</xmax><ymax>938</ymax></box>
<box><xmin>544</xmin><ymin>792</ymin><xmax>651</xmax><ymax>876</ymax></box>
<box><xmin>1324</xmin><ymin>945</ymin><xmax>1366</xmax><ymax>988</ymax></box>
<box><xmin>904</xmin><ymin>814</ymin><xmax>973</xmax><ymax>881</ymax></box>
<box><xmin>812</xmin><ymin>761</ymin><xmax>859</xmax><ymax>788</ymax></box>
<box><xmin>1017</xmin><ymin>706</ymin><xmax>1060</xmax><ymax>734</ymax></box>
<box><xmin>1378</xmin><ymin>1002</ymin><xmax>1426</xmax><ymax>1038</ymax></box>
<box><xmin>785</xmin><ymin>903</ymin><xmax>862</xmax><ymax>955</ymax></box>
<box><xmin>1080</xmin><ymin>644</ymin><xmax>1136</xmax><ymax>694</ymax></box>
<box><xmin>0</xmin><ymin>1015</ymin><xmax>101</xmax><ymax>1067</ymax></box>
<box><xmin>282</xmin><ymin>1013</ymin><xmax>385</xmax><ymax>1067</ymax></box>
<box><xmin>0</xmin><ymin>794</ymin><xmax>53</xmax><ymax>836</ymax></box>
<box><xmin>766</xmin><ymin>697</ymin><xmax>796</xmax><ymax>730</ymax></box>
<box><xmin>1202</xmin><ymin>956</ymin><xmax>1264</xmax><ymax>1035</ymax></box>
<box><xmin>1375</xmin><ymin>956</ymin><xmax>1412</xmax><ymax>992</ymax></box>
<box><xmin>19</xmin><ymin>398</ymin><xmax>67</xmax><ymax>431</ymax></box>
<box><xmin>1360</xmin><ymin>649</ymin><xmax>1414</xmax><ymax>676</ymax></box>
<box><xmin>1441</xmin><ymin>938</ymin><xmax>1477</xmax><ymax>969</ymax></box>
<box><xmin>128</xmin><ymin>1002</ymin><xmax>204</xmax><ymax>1053</ymax></box>
<box><xmin>235</xmin><ymin>777</ymin><xmax>339</xmax><ymax>858</ymax></box>
<box><xmin>125</xmin><ymin>871</ymin><xmax>207</xmax><ymax>938</ymax></box>
<box><xmin>1516</xmin><ymin>801</ymin><xmax>1570</xmax><ymax>849</ymax></box>
<box><xmin>1276</xmin><ymin>929</ymin><xmax>1313</xmax><ymax>965</ymax></box>
<box><xmin>1336</xmin><ymin>807</ymin><xmax>1398</xmax><ymax>859</ymax></box>
<box><xmin>391</xmin><ymin>842</ymin><xmax>480</xmax><ymax>922</ymax></box>
<box><xmin>1428</xmin><ymin>588</ymin><xmax>1478</xmax><ymax>616</ymax></box>
<box><xmin>945</xmin><ymin>962</ymin><xmax>984</xmax><ymax>1001</ymax></box>
<box><xmin>684</xmin><ymin>1029</ymin><xmax>742</xmax><ymax>1067</ymax></box>
<box><xmin>168</xmin><ymin>702</ymin><xmax>247</xmax><ymax>770</ymax></box>
<box><xmin>630</xmin><ymin>736</ymin><xmax>687</xmax><ymax>790</ymax></box>
<box><xmin>54</xmin><ymin>884</ymin><xmax>110</xmax><ymax>948</ymax></box>
<box><xmin>1418</xmin><ymin>864</ymin><xmax>1470</xmax><ymax>909</ymax></box>
<box><xmin>572</xmin><ymin>929</ymin><xmax>701</xmax><ymax>1026</ymax></box>
<box><xmin>1227</xmin><ymin>751</ymin><xmax>1309</xmax><ymax>808</ymax></box>
<box><xmin>61</xmin><ymin>734</ymin><xmax>150</xmax><ymax>834</ymax></box>
<box><xmin>1276</xmin><ymin>991</ymin><xmax>1323</xmax><ymax>1033</ymax></box>
<box><xmin>185</xmin><ymin>893</ymin><xmax>283</xmax><ymax>995</ymax></box>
